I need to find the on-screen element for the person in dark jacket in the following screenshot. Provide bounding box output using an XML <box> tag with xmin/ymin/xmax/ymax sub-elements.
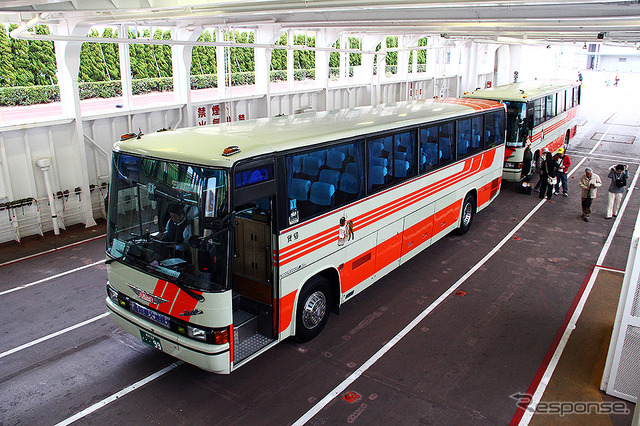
<box><xmin>606</xmin><ymin>164</ymin><xmax>629</xmax><ymax>219</ymax></box>
<box><xmin>160</xmin><ymin>203</ymin><xmax>191</xmax><ymax>255</ymax></box>
<box><xmin>539</xmin><ymin>151</ymin><xmax>559</xmax><ymax>200</ymax></box>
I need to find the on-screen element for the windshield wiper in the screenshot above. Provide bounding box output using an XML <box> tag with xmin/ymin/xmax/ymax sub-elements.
<box><xmin>174</xmin><ymin>276</ymin><xmax>205</xmax><ymax>302</ymax></box>
<box><xmin>105</xmin><ymin>254</ymin><xmax>125</xmax><ymax>265</ymax></box>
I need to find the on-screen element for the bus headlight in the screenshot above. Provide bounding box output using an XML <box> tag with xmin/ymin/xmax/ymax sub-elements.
<box><xmin>107</xmin><ymin>283</ymin><xmax>118</xmax><ymax>304</ymax></box>
<box><xmin>188</xmin><ymin>326</ymin><xmax>207</xmax><ymax>341</ymax></box>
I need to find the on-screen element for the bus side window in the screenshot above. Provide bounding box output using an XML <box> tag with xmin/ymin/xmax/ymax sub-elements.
<box><xmin>545</xmin><ymin>94</ymin><xmax>555</xmax><ymax>120</ymax></box>
<box><xmin>470</xmin><ymin>115</ymin><xmax>484</xmax><ymax>151</ymax></box>
<box><xmin>457</xmin><ymin>118</ymin><xmax>471</xmax><ymax>158</ymax></box>
<box><xmin>389</xmin><ymin>131</ymin><xmax>416</xmax><ymax>182</ymax></box>
<box><xmin>336</xmin><ymin>140</ymin><xmax>364</xmax><ymax>206</ymax></box>
<box><xmin>368</xmin><ymin>138</ymin><xmax>389</xmax><ymax>191</ymax></box>
<box><xmin>485</xmin><ymin>110</ymin><xmax>505</xmax><ymax>148</ymax></box>
<box><xmin>439</xmin><ymin>121</ymin><xmax>455</xmax><ymax>164</ymax></box>
<box><xmin>420</xmin><ymin>125</ymin><xmax>438</xmax><ymax>172</ymax></box>
<box><xmin>533</xmin><ymin>98</ymin><xmax>545</xmax><ymax>127</ymax></box>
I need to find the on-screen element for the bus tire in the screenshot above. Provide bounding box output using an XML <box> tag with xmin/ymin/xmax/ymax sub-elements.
<box><xmin>294</xmin><ymin>276</ymin><xmax>332</xmax><ymax>343</ymax></box>
<box><xmin>456</xmin><ymin>194</ymin><xmax>475</xmax><ymax>235</ymax></box>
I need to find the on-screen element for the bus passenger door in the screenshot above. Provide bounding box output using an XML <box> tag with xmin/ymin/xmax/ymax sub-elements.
<box><xmin>231</xmin><ymin>195</ymin><xmax>276</xmax><ymax>364</ymax></box>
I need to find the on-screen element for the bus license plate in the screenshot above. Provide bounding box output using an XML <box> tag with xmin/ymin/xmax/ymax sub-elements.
<box><xmin>131</xmin><ymin>301</ymin><xmax>171</xmax><ymax>328</ymax></box>
<box><xmin>140</xmin><ymin>330</ymin><xmax>162</xmax><ymax>351</ymax></box>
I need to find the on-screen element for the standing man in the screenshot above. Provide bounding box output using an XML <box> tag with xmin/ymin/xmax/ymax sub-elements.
<box><xmin>606</xmin><ymin>164</ymin><xmax>630</xmax><ymax>219</ymax></box>
<box><xmin>579</xmin><ymin>167</ymin><xmax>602</xmax><ymax>222</ymax></box>
<box><xmin>553</xmin><ymin>147</ymin><xmax>571</xmax><ymax>196</ymax></box>
<box><xmin>534</xmin><ymin>148</ymin><xmax>549</xmax><ymax>193</ymax></box>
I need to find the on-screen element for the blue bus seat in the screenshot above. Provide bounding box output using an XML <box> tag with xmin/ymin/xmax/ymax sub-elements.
<box><xmin>310</xmin><ymin>182</ymin><xmax>336</xmax><ymax>206</ymax></box>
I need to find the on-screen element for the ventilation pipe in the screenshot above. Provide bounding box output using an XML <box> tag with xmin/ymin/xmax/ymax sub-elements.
<box><xmin>35</xmin><ymin>157</ymin><xmax>60</xmax><ymax>235</ymax></box>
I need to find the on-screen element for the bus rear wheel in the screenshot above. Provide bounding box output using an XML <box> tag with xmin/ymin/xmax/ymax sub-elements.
<box><xmin>456</xmin><ymin>194</ymin><xmax>475</xmax><ymax>235</ymax></box>
<box><xmin>294</xmin><ymin>276</ymin><xmax>332</xmax><ymax>343</ymax></box>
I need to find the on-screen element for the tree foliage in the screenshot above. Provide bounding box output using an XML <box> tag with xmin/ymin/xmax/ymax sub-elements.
<box><xmin>4</xmin><ymin>24</ymin><xmax>58</xmax><ymax>86</ymax></box>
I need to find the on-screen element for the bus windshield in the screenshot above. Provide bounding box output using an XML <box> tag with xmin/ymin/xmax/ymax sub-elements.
<box><xmin>106</xmin><ymin>153</ymin><xmax>230</xmax><ymax>292</ymax></box>
<box><xmin>504</xmin><ymin>101</ymin><xmax>528</xmax><ymax>148</ymax></box>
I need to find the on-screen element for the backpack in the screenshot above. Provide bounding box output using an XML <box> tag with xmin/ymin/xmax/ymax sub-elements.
<box><xmin>615</xmin><ymin>173</ymin><xmax>627</xmax><ymax>187</ymax></box>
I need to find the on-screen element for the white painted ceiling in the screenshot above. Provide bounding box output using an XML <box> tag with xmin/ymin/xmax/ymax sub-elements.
<box><xmin>0</xmin><ymin>0</ymin><xmax>639</xmax><ymax>46</ymax></box>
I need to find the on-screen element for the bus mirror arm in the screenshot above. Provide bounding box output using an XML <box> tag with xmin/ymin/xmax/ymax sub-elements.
<box><xmin>202</xmin><ymin>213</ymin><xmax>235</xmax><ymax>231</ymax></box>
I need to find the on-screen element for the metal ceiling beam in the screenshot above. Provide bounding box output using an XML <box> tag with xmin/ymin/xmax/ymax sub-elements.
<box><xmin>1</xmin><ymin>0</ymin><xmax>639</xmax><ymax>45</ymax></box>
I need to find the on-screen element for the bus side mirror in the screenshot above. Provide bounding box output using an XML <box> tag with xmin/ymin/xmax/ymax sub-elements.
<box><xmin>202</xmin><ymin>213</ymin><xmax>234</xmax><ymax>231</ymax></box>
<box><xmin>188</xmin><ymin>235</ymin><xmax>202</xmax><ymax>249</ymax></box>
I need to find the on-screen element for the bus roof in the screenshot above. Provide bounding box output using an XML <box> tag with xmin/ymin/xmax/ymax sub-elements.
<box><xmin>463</xmin><ymin>80</ymin><xmax>578</xmax><ymax>102</ymax></box>
<box><xmin>114</xmin><ymin>98</ymin><xmax>503</xmax><ymax>168</ymax></box>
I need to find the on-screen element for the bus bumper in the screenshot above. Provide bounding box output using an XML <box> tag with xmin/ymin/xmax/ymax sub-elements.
<box><xmin>502</xmin><ymin>166</ymin><xmax>523</xmax><ymax>182</ymax></box>
<box><xmin>106</xmin><ymin>298</ymin><xmax>231</xmax><ymax>374</ymax></box>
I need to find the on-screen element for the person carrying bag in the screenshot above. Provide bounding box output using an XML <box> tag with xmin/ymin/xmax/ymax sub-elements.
<box><xmin>539</xmin><ymin>151</ymin><xmax>558</xmax><ymax>200</ymax></box>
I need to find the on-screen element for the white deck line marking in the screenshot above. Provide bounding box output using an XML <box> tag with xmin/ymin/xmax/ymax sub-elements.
<box><xmin>0</xmin><ymin>234</ymin><xmax>106</xmax><ymax>268</ymax></box>
<box><xmin>519</xmin><ymin>161</ymin><xmax>638</xmax><ymax>425</ymax></box>
<box><xmin>293</xmin><ymin>133</ymin><xmax>610</xmax><ymax>425</ymax></box>
<box><xmin>0</xmin><ymin>260</ymin><xmax>104</xmax><ymax>296</ymax></box>
<box><xmin>0</xmin><ymin>312</ymin><xmax>110</xmax><ymax>359</ymax></box>
<box><xmin>593</xmin><ymin>266</ymin><xmax>625</xmax><ymax>274</ymax></box>
<box><xmin>55</xmin><ymin>361</ymin><xmax>183</xmax><ymax>426</ymax></box>
<box><xmin>293</xmin><ymin>191</ymin><xmax>550</xmax><ymax>425</ymax></box>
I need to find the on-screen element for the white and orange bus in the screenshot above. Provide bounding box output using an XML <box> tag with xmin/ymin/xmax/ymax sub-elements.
<box><xmin>464</xmin><ymin>80</ymin><xmax>581</xmax><ymax>182</ymax></box>
<box><xmin>105</xmin><ymin>98</ymin><xmax>505</xmax><ymax>373</ymax></box>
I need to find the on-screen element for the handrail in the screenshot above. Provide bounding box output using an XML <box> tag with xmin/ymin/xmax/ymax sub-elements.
<box><xmin>83</xmin><ymin>134</ymin><xmax>110</xmax><ymax>159</ymax></box>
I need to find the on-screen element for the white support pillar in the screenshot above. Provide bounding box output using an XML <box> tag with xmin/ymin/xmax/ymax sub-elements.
<box><xmin>254</xmin><ymin>25</ymin><xmax>280</xmax><ymax>117</ymax></box>
<box><xmin>495</xmin><ymin>44</ymin><xmax>511</xmax><ymax>86</ymax></box>
<box><xmin>216</xmin><ymin>27</ymin><xmax>227</xmax><ymax>98</ymax></box>
<box><xmin>53</xmin><ymin>21</ymin><xmax>97</xmax><ymax>228</ymax></box>
<box><xmin>509</xmin><ymin>44</ymin><xmax>523</xmax><ymax>84</ymax></box>
<box><xmin>468</xmin><ymin>42</ymin><xmax>479</xmax><ymax>91</ymax></box>
<box><xmin>426</xmin><ymin>37</ymin><xmax>438</xmax><ymax>80</ymax></box>
<box><xmin>118</xmin><ymin>24</ymin><xmax>133</xmax><ymax>109</ymax></box>
<box><xmin>286</xmin><ymin>30</ymin><xmax>294</xmax><ymax>89</ymax></box>
<box><xmin>315</xmin><ymin>29</ymin><xmax>340</xmax><ymax>108</ymax></box>
<box><xmin>340</xmin><ymin>34</ymin><xmax>348</xmax><ymax>82</ymax></box>
<box><xmin>411</xmin><ymin>49</ymin><xmax>417</xmax><ymax>76</ymax></box>
<box><xmin>172</xmin><ymin>26</ymin><xmax>204</xmax><ymax>128</ymax></box>
<box><xmin>360</xmin><ymin>35</ymin><xmax>383</xmax><ymax>105</ymax></box>
<box><xmin>398</xmin><ymin>36</ymin><xmax>411</xmax><ymax>80</ymax></box>
<box><xmin>459</xmin><ymin>40</ymin><xmax>479</xmax><ymax>94</ymax></box>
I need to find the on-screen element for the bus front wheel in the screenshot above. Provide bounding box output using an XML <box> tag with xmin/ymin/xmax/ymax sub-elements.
<box><xmin>294</xmin><ymin>276</ymin><xmax>332</xmax><ymax>342</ymax></box>
<box><xmin>456</xmin><ymin>194</ymin><xmax>475</xmax><ymax>235</ymax></box>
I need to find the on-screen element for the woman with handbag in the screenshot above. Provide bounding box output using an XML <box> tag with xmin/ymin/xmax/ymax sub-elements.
<box><xmin>539</xmin><ymin>151</ymin><xmax>559</xmax><ymax>200</ymax></box>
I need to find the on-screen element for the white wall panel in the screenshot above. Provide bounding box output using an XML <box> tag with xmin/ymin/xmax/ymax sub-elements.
<box><xmin>0</xmin><ymin>73</ymin><xmax>450</xmax><ymax>244</ymax></box>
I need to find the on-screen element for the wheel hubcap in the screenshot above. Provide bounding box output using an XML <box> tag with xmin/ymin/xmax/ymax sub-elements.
<box><xmin>302</xmin><ymin>291</ymin><xmax>327</xmax><ymax>329</ymax></box>
<box><xmin>463</xmin><ymin>202</ymin><xmax>472</xmax><ymax>226</ymax></box>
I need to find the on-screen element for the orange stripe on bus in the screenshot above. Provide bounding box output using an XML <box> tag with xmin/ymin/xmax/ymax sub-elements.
<box><xmin>278</xmin><ymin>290</ymin><xmax>298</xmax><ymax>333</ymax></box>
<box><xmin>281</xmin><ymin>161</ymin><xmax>475</xmax><ymax>266</ymax></box>
<box><xmin>279</xmin><ymin>153</ymin><xmax>490</xmax><ymax>266</ymax></box>
<box><xmin>279</xmin><ymin>225</ymin><xmax>339</xmax><ymax>257</ymax></box>
<box><xmin>169</xmin><ymin>288</ymin><xmax>203</xmax><ymax>319</ymax></box>
<box><xmin>157</xmin><ymin>284</ymin><xmax>179</xmax><ymax>315</ymax></box>
<box><xmin>149</xmin><ymin>280</ymin><xmax>168</xmax><ymax>310</ymax></box>
<box><xmin>340</xmin><ymin>198</ymin><xmax>462</xmax><ymax>293</ymax></box>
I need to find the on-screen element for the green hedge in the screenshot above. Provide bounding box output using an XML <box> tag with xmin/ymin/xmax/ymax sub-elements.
<box><xmin>79</xmin><ymin>80</ymin><xmax>122</xmax><ymax>99</ymax></box>
<box><xmin>0</xmin><ymin>85</ymin><xmax>60</xmax><ymax>106</ymax></box>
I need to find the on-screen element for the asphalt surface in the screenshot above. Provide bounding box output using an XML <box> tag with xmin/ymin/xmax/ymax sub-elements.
<box><xmin>0</xmin><ymin>71</ymin><xmax>638</xmax><ymax>425</ymax></box>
